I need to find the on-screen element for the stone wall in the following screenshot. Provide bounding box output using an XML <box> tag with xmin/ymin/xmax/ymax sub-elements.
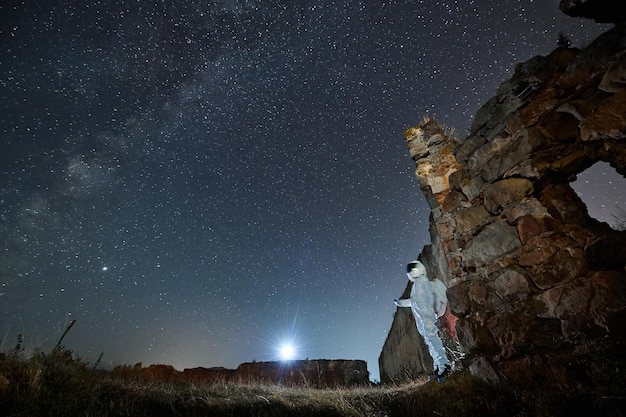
<box><xmin>120</xmin><ymin>359</ymin><xmax>369</xmax><ymax>388</ymax></box>
<box><xmin>379</xmin><ymin>281</ymin><xmax>434</xmax><ymax>382</ymax></box>
<box><xmin>232</xmin><ymin>359</ymin><xmax>368</xmax><ymax>387</ymax></box>
<box><xmin>379</xmin><ymin>246</ymin><xmax>461</xmax><ymax>382</ymax></box>
<box><xmin>380</xmin><ymin>23</ymin><xmax>626</xmax><ymax>391</ymax></box>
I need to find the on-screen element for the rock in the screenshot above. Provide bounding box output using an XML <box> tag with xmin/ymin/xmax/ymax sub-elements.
<box><xmin>182</xmin><ymin>367</ymin><xmax>234</xmax><ymax>383</ymax></box>
<box><xmin>493</xmin><ymin>268</ymin><xmax>532</xmax><ymax>303</ymax></box>
<box><xmin>519</xmin><ymin>237</ymin><xmax>558</xmax><ymax>267</ymax></box>
<box><xmin>404</xmin><ymin>119</ymin><xmax>462</xmax><ymax>205</ymax></box>
<box><xmin>404</xmin><ymin>125</ymin><xmax>430</xmax><ymax>160</ymax></box>
<box><xmin>556</xmin><ymin>100</ymin><xmax>596</xmax><ymax>121</ymax></box>
<box><xmin>447</xmin><ymin>280</ymin><xmax>472</xmax><ymax>317</ymax></box>
<box><xmin>499</xmin><ymin>353</ymin><xmax>569</xmax><ymax>388</ymax></box>
<box><xmin>585</xmin><ymin>232</ymin><xmax>626</xmax><ymax>267</ymax></box>
<box><xmin>536</xmin><ymin>273</ymin><xmax>619</xmax><ymax>336</ymax></box>
<box><xmin>504</xmin><ymin>198</ymin><xmax>550</xmax><ymax>223</ymax></box>
<box><xmin>449</xmin><ymin>168</ymin><xmax>484</xmax><ymax>201</ymax></box>
<box><xmin>233</xmin><ymin>360</ymin><xmax>368</xmax><ymax>387</ymax></box>
<box><xmin>468</xmin><ymin>357</ymin><xmax>501</xmax><ymax>385</ymax></box>
<box><xmin>381</xmin><ymin>13</ymin><xmax>626</xmax><ymax>396</ymax></box>
<box><xmin>442</xmin><ymin>190</ymin><xmax>469</xmax><ymax>212</ymax></box>
<box><xmin>378</xmin><ymin>306</ymin><xmax>435</xmax><ymax>382</ymax></box>
<box><xmin>468</xmin><ymin>134</ymin><xmax>534</xmax><ymax>182</ymax></box>
<box><xmin>559</xmin><ymin>0</ymin><xmax>626</xmax><ymax>23</ymax></box>
<box><xmin>130</xmin><ymin>360</ymin><xmax>368</xmax><ymax>387</ymax></box>
<box><xmin>455</xmin><ymin>206</ymin><xmax>491</xmax><ymax>234</ymax></box>
<box><xmin>539</xmin><ymin>183</ymin><xmax>589</xmax><ymax>225</ymax></box>
<box><xmin>516</xmin><ymin>215</ymin><xmax>552</xmax><ymax>244</ymax></box>
<box><xmin>462</xmin><ymin>222</ymin><xmax>522</xmax><ymax>267</ymax></box>
<box><xmin>580</xmin><ymin>89</ymin><xmax>626</xmax><ymax>141</ymax></box>
<box><xmin>528</xmin><ymin>248</ymin><xmax>587</xmax><ymax>290</ymax></box>
<box><xmin>484</xmin><ymin>178</ymin><xmax>534</xmax><ymax>215</ymax></box>
<box><xmin>486</xmin><ymin>312</ymin><xmax>534</xmax><ymax>359</ymax></box>
<box><xmin>598</xmin><ymin>53</ymin><xmax>626</xmax><ymax>93</ymax></box>
<box><xmin>456</xmin><ymin>318</ymin><xmax>498</xmax><ymax>355</ymax></box>
<box><xmin>141</xmin><ymin>364</ymin><xmax>180</xmax><ymax>382</ymax></box>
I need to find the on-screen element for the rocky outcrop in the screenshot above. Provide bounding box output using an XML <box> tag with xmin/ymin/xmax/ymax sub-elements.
<box><xmin>380</xmin><ymin>22</ymin><xmax>626</xmax><ymax>394</ymax></box>
<box><xmin>116</xmin><ymin>360</ymin><xmax>369</xmax><ymax>388</ymax></box>
<box><xmin>379</xmin><ymin>280</ymin><xmax>439</xmax><ymax>382</ymax></box>
<box><xmin>231</xmin><ymin>360</ymin><xmax>368</xmax><ymax>387</ymax></box>
<box><xmin>560</xmin><ymin>0</ymin><xmax>626</xmax><ymax>24</ymax></box>
<box><xmin>379</xmin><ymin>247</ymin><xmax>463</xmax><ymax>382</ymax></box>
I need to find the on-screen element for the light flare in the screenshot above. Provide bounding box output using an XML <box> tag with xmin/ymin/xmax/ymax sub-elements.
<box><xmin>278</xmin><ymin>342</ymin><xmax>296</xmax><ymax>361</ymax></box>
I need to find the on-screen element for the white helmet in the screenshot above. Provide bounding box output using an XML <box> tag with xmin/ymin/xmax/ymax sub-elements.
<box><xmin>406</xmin><ymin>260</ymin><xmax>426</xmax><ymax>280</ymax></box>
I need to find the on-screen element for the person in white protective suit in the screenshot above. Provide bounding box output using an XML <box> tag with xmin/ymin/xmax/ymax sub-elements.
<box><xmin>394</xmin><ymin>260</ymin><xmax>451</xmax><ymax>379</ymax></box>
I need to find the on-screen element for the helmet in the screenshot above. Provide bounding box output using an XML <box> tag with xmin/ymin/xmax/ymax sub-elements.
<box><xmin>406</xmin><ymin>260</ymin><xmax>420</xmax><ymax>273</ymax></box>
<box><xmin>406</xmin><ymin>260</ymin><xmax>426</xmax><ymax>279</ymax></box>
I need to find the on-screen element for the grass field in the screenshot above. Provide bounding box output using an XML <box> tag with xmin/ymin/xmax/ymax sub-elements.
<box><xmin>1</xmin><ymin>325</ymin><xmax>623</xmax><ymax>417</ymax></box>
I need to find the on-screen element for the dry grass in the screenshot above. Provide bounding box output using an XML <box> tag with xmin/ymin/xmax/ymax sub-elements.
<box><xmin>1</xmin><ymin>332</ymin><xmax>623</xmax><ymax>417</ymax></box>
<box><xmin>0</xmin><ymin>346</ymin><xmax>494</xmax><ymax>417</ymax></box>
<box><xmin>0</xmin><ymin>347</ymin><xmax>515</xmax><ymax>417</ymax></box>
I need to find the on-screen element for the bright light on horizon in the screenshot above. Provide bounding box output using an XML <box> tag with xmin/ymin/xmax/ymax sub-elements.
<box><xmin>279</xmin><ymin>343</ymin><xmax>296</xmax><ymax>361</ymax></box>
<box><xmin>263</xmin><ymin>311</ymin><xmax>312</xmax><ymax>362</ymax></box>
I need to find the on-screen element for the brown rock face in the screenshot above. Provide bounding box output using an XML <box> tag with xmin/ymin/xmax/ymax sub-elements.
<box><xmin>560</xmin><ymin>0</ymin><xmax>626</xmax><ymax>24</ymax></box>
<box><xmin>122</xmin><ymin>360</ymin><xmax>368</xmax><ymax>387</ymax></box>
<box><xmin>378</xmin><ymin>298</ymin><xmax>435</xmax><ymax>382</ymax></box>
<box><xmin>380</xmin><ymin>22</ymin><xmax>626</xmax><ymax>394</ymax></box>
<box><xmin>231</xmin><ymin>360</ymin><xmax>368</xmax><ymax>387</ymax></box>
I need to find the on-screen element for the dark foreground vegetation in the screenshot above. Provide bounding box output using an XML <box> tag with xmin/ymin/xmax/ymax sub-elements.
<box><xmin>0</xmin><ymin>337</ymin><xmax>623</xmax><ymax>417</ymax></box>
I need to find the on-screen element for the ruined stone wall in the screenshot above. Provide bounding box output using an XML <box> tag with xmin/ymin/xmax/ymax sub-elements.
<box><xmin>379</xmin><ymin>281</ymin><xmax>434</xmax><ymax>382</ymax></box>
<box><xmin>128</xmin><ymin>359</ymin><xmax>369</xmax><ymax>387</ymax></box>
<box><xmin>232</xmin><ymin>359</ymin><xmax>368</xmax><ymax>387</ymax></box>
<box><xmin>380</xmin><ymin>23</ymin><xmax>626</xmax><ymax>390</ymax></box>
<box><xmin>379</xmin><ymin>245</ymin><xmax>460</xmax><ymax>382</ymax></box>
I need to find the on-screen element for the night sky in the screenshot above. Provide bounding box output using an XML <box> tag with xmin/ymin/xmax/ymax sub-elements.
<box><xmin>1</xmin><ymin>1</ymin><xmax>621</xmax><ymax>381</ymax></box>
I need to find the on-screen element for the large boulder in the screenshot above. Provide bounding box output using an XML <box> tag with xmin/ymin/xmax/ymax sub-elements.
<box><xmin>462</xmin><ymin>222</ymin><xmax>522</xmax><ymax>268</ymax></box>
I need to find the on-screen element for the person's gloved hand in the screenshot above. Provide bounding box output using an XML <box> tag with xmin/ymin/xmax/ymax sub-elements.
<box><xmin>394</xmin><ymin>298</ymin><xmax>400</xmax><ymax>306</ymax></box>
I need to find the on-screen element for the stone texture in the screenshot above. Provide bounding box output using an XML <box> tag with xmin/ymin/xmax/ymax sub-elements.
<box><xmin>232</xmin><ymin>360</ymin><xmax>368</xmax><ymax>387</ymax></box>
<box><xmin>121</xmin><ymin>360</ymin><xmax>369</xmax><ymax>387</ymax></box>
<box><xmin>378</xmin><ymin>305</ymin><xmax>434</xmax><ymax>382</ymax></box>
<box><xmin>484</xmin><ymin>178</ymin><xmax>534</xmax><ymax>214</ymax></box>
<box><xmin>380</xmin><ymin>20</ymin><xmax>626</xmax><ymax>396</ymax></box>
<box><xmin>449</xmin><ymin>168</ymin><xmax>484</xmax><ymax>201</ymax></box>
<box><xmin>585</xmin><ymin>231</ymin><xmax>626</xmax><ymax>267</ymax></box>
<box><xmin>183</xmin><ymin>366</ymin><xmax>234</xmax><ymax>383</ymax></box>
<box><xmin>515</xmin><ymin>214</ymin><xmax>552</xmax><ymax>243</ymax></box>
<box><xmin>580</xmin><ymin>89</ymin><xmax>626</xmax><ymax>141</ymax></box>
<box><xmin>378</xmin><ymin>252</ymin><xmax>462</xmax><ymax>381</ymax></box>
<box><xmin>462</xmin><ymin>222</ymin><xmax>522</xmax><ymax>268</ymax></box>
<box><xmin>486</xmin><ymin>311</ymin><xmax>534</xmax><ymax>359</ymax></box>
<box><xmin>559</xmin><ymin>0</ymin><xmax>626</xmax><ymax>23</ymax></box>
<box><xmin>456</xmin><ymin>317</ymin><xmax>498</xmax><ymax>355</ymax></box>
<box><xmin>504</xmin><ymin>198</ymin><xmax>550</xmax><ymax>223</ymax></box>
<box><xmin>528</xmin><ymin>248</ymin><xmax>587</xmax><ymax>290</ymax></box>
<box><xmin>467</xmin><ymin>357</ymin><xmax>501</xmax><ymax>385</ymax></box>
<box><xmin>404</xmin><ymin>120</ymin><xmax>462</xmax><ymax>206</ymax></box>
<box><xmin>0</xmin><ymin>372</ymin><xmax>9</xmax><ymax>391</ymax></box>
<box><xmin>454</xmin><ymin>206</ymin><xmax>490</xmax><ymax>234</ymax></box>
<box><xmin>599</xmin><ymin>53</ymin><xmax>626</xmax><ymax>93</ymax></box>
<box><xmin>493</xmin><ymin>268</ymin><xmax>532</xmax><ymax>303</ymax></box>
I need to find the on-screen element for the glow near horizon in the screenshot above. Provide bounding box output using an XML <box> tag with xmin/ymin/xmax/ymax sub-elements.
<box><xmin>279</xmin><ymin>343</ymin><xmax>296</xmax><ymax>361</ymax></box>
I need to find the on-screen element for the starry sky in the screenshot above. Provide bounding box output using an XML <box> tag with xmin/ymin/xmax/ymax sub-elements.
<box><xmin>0</xmin><ymin>1</ymin><xmax>620</xmax><ymax>382</ymax></box>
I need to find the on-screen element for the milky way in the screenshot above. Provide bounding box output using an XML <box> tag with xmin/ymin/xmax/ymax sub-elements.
<box><xmin>0</xmin><ymin>1</ymin><xmax>617</xmax><ymax>380</ymax></box>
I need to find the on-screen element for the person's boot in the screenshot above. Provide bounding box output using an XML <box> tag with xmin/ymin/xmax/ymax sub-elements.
<box><xmin>436</xmin><ymin>364</ymin><xmax>452</xmax><ymax>382</ymax></box>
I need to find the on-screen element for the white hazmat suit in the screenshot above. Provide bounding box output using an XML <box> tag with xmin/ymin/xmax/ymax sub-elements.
<box><xmin>394</xmin><ymin>260</ymin><xmax>451</xmax><ymax>376</ymax></box>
